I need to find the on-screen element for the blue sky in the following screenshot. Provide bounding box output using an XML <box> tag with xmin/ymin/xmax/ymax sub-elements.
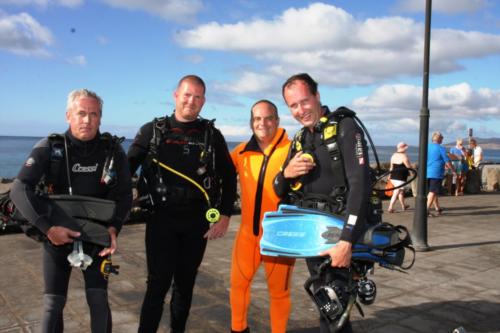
<box><xmin>1</xmin><ymin>0</ymin><xmax>499</xmax><ymax>146</ymax></box>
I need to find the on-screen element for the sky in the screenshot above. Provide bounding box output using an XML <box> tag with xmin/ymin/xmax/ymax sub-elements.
<box><xmin>1</xmin><ymin>0</ymin><xmax>499</xmax><ymax>146</ymax></box>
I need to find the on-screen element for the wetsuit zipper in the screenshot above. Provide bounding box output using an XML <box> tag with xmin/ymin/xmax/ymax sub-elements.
<box><xmin>252</xmin><ymin>130</ymin><xmax>285</xmax><ymax>236</ymax></box>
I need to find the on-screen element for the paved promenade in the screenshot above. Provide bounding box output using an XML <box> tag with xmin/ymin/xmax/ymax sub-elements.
<box><xmin>1</xmin><ymin>192</ymin><xmax>499</xmax><ymax>333</ymax></box>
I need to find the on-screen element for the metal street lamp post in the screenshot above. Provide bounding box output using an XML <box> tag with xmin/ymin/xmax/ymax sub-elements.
<box><xmin>412</xmin><ymin>0</ymin><xmax>432</xmax><ymax>252</ymax></box>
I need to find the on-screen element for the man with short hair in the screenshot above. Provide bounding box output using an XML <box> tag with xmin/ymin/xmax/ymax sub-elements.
<box><xmin>427</xmin><ymin>131</ymin><xmax>455</xmax><ymax>215</ymax></box>
<box><xmin>128</xmin><ymin>75</ymin><xmax>237</xmax><ymax>333</ymax></box>
<box><xmin>469</xmin><ymin>138</ymin><xmax>483</xmax><ymax>168</ymax></box>
<box><xmin>10</xmin><ymin>89</ymin><xmax>132</xmax><ymax>333</ymax></box>
<box><xmin>274</xmin><ymin>73</ymin><xmax>371</xmax><ymax>333</ymax></box>
<box><xmin>230</xmin><ymin>100</ymin><xmax>295</xmax><ymax>333</ymax></box>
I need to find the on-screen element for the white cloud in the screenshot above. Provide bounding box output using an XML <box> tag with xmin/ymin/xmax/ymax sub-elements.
<box><xmin>0</xmin><ymin>11</ymin><xmax>53</xmax><ymax>56</ymax></box>
<box><xmin>351</xmin><ymin>83</ymin><xmax>500</xmax><ymax>139</ymax></box>
<box><xmin>353</xmin><ymin>82</ymin><xmax>500</xmax><ymax>117</ymax></box>
<box><xmin>0</xmin><ymin>0</ymin><xmax>83</xmax><ymax>8</ymax></box>
<box><xmin>101</xmin><ymin>0</ymin><xmax>203</xmax><ymax>23</ymax></box>
<box><xmin>217</xmin><ymin>124</ymin><xmax>252</xmax><ymax>138</ymax></box>
<box><xmin>395</xmin><ymin>0</ymin><xmax>488</xmax><ymax>14</ymax></box>
<box><xmin>214</xmin><ymin>71</ymin><xmax>278</xmax><ymax>95</ymax></box>
<box><xmin>175</xmin><ymin>2</ymin><xmax>500</xmax><ymax>88</ymax></box>
<box><xmin>65</xmin><ymin>54</ymin><xmax>86</xmax><ymax>65</ymax></box>
<box><xmin>176</xmin><ymin>3</ymin><xmax>354</xmax><ymax>52</ymax></box>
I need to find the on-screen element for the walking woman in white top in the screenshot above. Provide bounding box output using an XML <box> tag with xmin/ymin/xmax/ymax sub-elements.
<box><xmin>387</xmin><ymin>142</ymin><xmax>412</xmax><ymax>213</ymax></box>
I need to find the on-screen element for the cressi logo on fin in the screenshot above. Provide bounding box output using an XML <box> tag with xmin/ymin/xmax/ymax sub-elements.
<box><xmin>276</xmin><ymin>231</ymin><xmax>307</xmax><ymax>238</ymax></box>
<box><xmin>321</xmin><ymin>226</ymin><xmax>341</xmax><ymax>244</ymax></box>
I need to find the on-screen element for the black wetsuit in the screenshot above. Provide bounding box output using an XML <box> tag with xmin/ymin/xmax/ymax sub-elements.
<box><xmin>127</xmin><ymin>114</ymin><xmax>237</xmax><ymax>333</ymax></box>
<box><xmin>274</xmin><ymin>107</ymin><xmax>371</xmax><ymax>333</ymax></box>
<box><xmin>10</xmin><ymin>130</ymin><xmax>132</xmax><ymax>333</ymax></box>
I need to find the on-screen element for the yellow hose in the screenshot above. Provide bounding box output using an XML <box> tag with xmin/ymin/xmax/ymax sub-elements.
<box><xmin>152</xmin><ymin>158</ymin><xmax>220</xmax><ymax>223</ymax></box>
<box><xmin>152</xmin><ymin>158</ymin><xmax>210</xmax><ymax>204</ymax></box>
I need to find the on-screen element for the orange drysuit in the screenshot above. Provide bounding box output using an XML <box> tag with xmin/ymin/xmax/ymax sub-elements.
<box><xmin>230</xmin><ymin>127</ymin><xmax>295</xmax><ymax>333</ymax></box>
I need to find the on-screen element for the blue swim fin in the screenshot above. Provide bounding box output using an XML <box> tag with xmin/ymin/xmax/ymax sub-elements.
<box><xmin>260</xmin><ymin>206</ymin><xmax>344</xmax><ymax>258</ymax></box>
<box><xmin>277</xmin><ymin>204</ymin><xmax>337</xmax><ymax>217</ymax></box>
<box><xmin>261</xmin><ymin>205</ymin><xmax>414</xmax><ymax>269</ymax></box>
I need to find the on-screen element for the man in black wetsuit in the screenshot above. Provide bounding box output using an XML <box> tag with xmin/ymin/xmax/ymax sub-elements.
<box><xmin>273</xmin><ymin>73</ymin><xmax>371</xmax><ymax>333</ymax></box>
<box><xmin>10</xmin><ymin>89</ymin><xmax>132</xmax><ymax>333</ymax></box>
<box><xmin>127</xmin><ymin>75</ymin><xmax>237</xmax><ymax>333</ymax></box>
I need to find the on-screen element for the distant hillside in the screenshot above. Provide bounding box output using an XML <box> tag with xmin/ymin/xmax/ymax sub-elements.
<box><xmin>444</xmin><ymin>137</ymin><xmax>500</xmax><ymax>150</ymax></box>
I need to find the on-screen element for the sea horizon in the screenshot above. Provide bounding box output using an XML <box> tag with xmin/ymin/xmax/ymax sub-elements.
<box><xmin>2</xmin><ymin>135</ymin><xmax>500</xmax><ymax>179</ymax></box>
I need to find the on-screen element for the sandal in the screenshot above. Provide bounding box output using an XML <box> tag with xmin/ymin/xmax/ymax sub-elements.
<box><xmin>402</xmin><ymin>204</ymin><xmax>410</xmax><ymax>211</ymax></box>
<box><xmin>387</xmin><ymin>208</ymin><xmax>395</xmax><ymax>213</ymax></box>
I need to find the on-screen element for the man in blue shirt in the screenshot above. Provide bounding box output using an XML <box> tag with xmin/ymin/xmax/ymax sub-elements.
<box><xmin>427</xmin><ymin>131</ymin><xmax>455</xmax><ymax>215</ymax></box>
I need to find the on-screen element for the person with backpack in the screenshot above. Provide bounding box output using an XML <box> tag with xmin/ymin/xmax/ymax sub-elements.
<box><xmin>9</xmin><ymin>89</ymin><xmax>133</xmax><ymax>333</ymax></box>
<box><xmin>127</xmin><ymin>75</ymin><xmax>237</xmax><ymax>333</ymax></box>
<box><xmin>273</xmin><ymin>73</ymin><xmax>371</xmax><ymax>333</ymax></box>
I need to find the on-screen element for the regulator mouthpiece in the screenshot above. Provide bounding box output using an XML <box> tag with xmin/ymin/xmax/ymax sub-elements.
<box><xmin>67</xmin><ymin>240</ymin><xmax>93</xmax><ymax>270</ymax></box>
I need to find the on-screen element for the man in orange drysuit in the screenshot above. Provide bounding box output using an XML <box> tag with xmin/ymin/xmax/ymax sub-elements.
<box><xmin>230</xmin><ymin>100</ymin><xmax>295</xmax><ymax>333</ymax></box>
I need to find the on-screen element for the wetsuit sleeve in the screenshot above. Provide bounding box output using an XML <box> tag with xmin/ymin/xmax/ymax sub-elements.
<box><xmin>107</xmin><ymin>144</ymin><xmax>133</xmax><ymax>233</ymax></box>
<box><xmin>127</xmin><ymin>121</ymin><xmax>154</xmax><ymax>175</ymax></box>
<box><xmin>9</xmin><ymin>138</ymin><xmax>54</xmax><ymax>234</ymax></box>
<box><xmin>337</xmin><ymin>117</ymin><xmax>370</xmax><ymax>244</ymax></box>
<box><xmin>272</xmin><ymin>146</ymin><xmax>294</xmax><ymax>198</ymax></box>
<box><xmin>213</xmin><ymin>129</ymin><xmax>237</xmax><ymax>216</ymax></box>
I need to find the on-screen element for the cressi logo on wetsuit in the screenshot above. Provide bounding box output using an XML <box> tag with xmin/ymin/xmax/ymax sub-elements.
<box><xmin>72</xmin><ymin>163</ymin><xmax>99</xmax><ymax>173</ymax></box>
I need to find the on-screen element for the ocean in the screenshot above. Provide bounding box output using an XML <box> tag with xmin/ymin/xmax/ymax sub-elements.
<box><xmin>1</xmin><ymin>135</ymin><xmax>500</xmax><ymax>179</ymax></box>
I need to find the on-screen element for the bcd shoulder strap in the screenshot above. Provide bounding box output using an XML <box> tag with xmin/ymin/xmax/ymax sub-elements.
<box><xmin>44</xmin><ymin>133</ymin><xmax>122</xmax><ymax>193</ymax></box>
<box><xmin>44</xmin><ymin>133</ymin><xmax>65</xmax><ymax>193</ymax></box>
<box><xmin>290</xmin><ymin>106</ymin><xmax>357</xmax><ymax>202</ymax></box>
<box><xmin>99</xmin><ymin>132</ymin><xmax>124</xmax><ymax>157</ymax></box>
<box><xmin>147</xmin><ymin>116</ymin><xmax>216</xmax><ymax>167</ymax></box>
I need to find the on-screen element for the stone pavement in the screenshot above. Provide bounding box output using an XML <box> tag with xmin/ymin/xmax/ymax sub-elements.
<box><xmin>1</xmin><ymin>192</ymin><xmax>499</xmax><ymax>333</ymax></box>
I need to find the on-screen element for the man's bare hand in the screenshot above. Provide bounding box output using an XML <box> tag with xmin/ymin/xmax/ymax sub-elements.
<box><xmin>204</xmin><ymin>215</ymin><xmax>230</xmax><ymax>240</ymax></box>
<box><xmin>46</xmin><ymin>226</ymin><xmax>80</xmax><ymax>246</ymax></box>
<box><xmin>319</xmin><ymin>240</ymin><xmax>352</xmax><ymax>268</ymax></box>
<box><xmin>99</xmin><ymin>227</ymin><xmax>118</xmax><ymax>257</ymax></box>
<box><xmin>283</xmin><ymin>151</ymin><xmax>315</xmax><ymax>179</ymax></box>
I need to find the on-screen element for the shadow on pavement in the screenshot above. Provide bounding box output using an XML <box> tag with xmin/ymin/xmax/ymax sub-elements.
<box><xmin>432</xmin><ymin>240</ymin><xmax>500</xmax><ymax>251</ymax></box>
<box><xmin>356</xmin><ymin>300</ymin><xmax>500</xmax><ymax>333</ymax></box>
<box><xmin>439</xmin><ymin>205</ymin><xmax>498</xmax><ymax>211</ymax></box>
<box><xmin>289</xmin><ymin>300</ymin><xmax>500</xmax><ymax>333</ymax></box>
